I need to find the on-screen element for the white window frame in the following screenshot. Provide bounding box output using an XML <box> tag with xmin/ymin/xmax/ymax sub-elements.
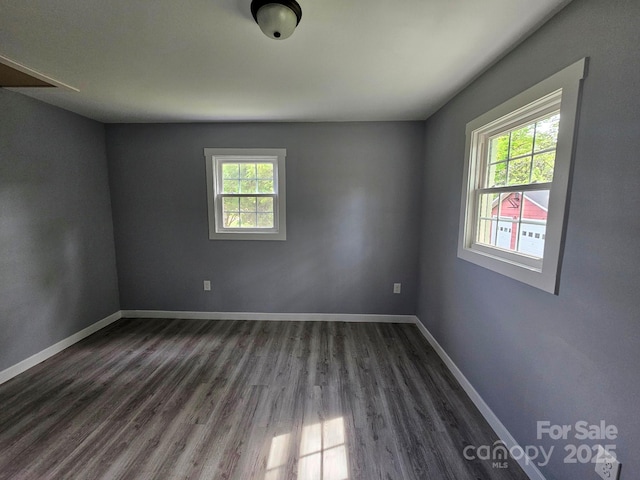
<box><xmin>205</xmin><ymin>148</ymin><xmax>287</xmax><ymax>241</ymax></box>
<box><xmin>458</xmin><ymin>58</ymin><xmax>587</xmax><ymax>294</ymax></box>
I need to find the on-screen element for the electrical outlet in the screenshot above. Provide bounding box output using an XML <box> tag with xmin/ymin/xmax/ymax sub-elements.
<box><xmin>595</xmin><ymin>445</ymin><xmax>621</xmax><ymax>480</ymax></box>
<box><xmin>393</xmin><ymin>283</ymin><xmax>401</xmax><ymax>294</ymax></box>
<box><xmin>203</xmin><ymin>280</ymin><xmax>211</xmax><ymax>291</ymax></box>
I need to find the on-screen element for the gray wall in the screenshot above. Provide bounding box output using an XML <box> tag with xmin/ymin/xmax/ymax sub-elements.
<box><xmin>106</xmin><ymin>122</ymin><xmax>423</xmax><ymax>314</ymax></box>
<box><xmin>416</xmin><ymin>0</ymin><xmax>640</xmax><ymax>479</ymax></box>
<box><xmin>0</xmin><ymin>89</ymin><xmax>120</xmax><ymax>371</ymax></box>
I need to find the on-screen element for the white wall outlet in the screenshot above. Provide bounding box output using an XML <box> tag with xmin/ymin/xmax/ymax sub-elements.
<box><xmin>595</xmin><ymin>445</ymin><xmax>621</xmax><ymax>480</ymax></box>
<box><xmin>203</xmin><ymin>280</ymin><xmax>211</xmax><ymax>291</ymax></box>
<box><xmin>393</xmin><ymin>283</ymin><xmax>401</xmax><ymax>294</ymax></box>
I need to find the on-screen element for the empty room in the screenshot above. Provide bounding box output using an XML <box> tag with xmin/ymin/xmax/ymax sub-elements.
<box><xmin>1</xmin><ymin>0</ymin><xmax>638</xmax><ymax>479</ymax></box>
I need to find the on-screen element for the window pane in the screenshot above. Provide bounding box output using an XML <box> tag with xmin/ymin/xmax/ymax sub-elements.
<box><xmin>240</xmin><ymin>197</ymin><xmax>257</xmax><ymax>212</ymax></box>
<box><xmin>518</xmin><ymin>221</ymin><xmax>547</xmax><ymax>258</ymax></box>
<box><xmin>240</xmin><ymin>180</ymin><xmax>257</xmax><ymax>193</ymax></box>
<box><xmin>257</xmin><ymin>213</ymin><xmax>274</xmax><ymax>228</ymax></box>
<box><xmin>522</xmin><ymin>190</ymin><xmax>549</xmax><ymax>222</ymax></box>
<box><xmin>487</xmin><ymin>162</ymin><xmax>506</xmax><ymax>187</ymax></box>
<box><xmin>257</xmin><ymin>163</ymin><xmax>274</xmax><ymax>179</ymax></box>
<box><xmin>240</xmin><ymin>213</ymin><xmax>256</xmax><ymax>228</ymax></box>
<box><xmin>489</xmin><ymin>134</ymin><xmax>509</xmax><ymax>163</ymax></box>
<box><xmin>534</xmin><ymin>114</ymin><xmax>560</xmax><ymax>151</ymax></box>
<box><xmin>532</xmin><ymin>151</ymin><xmax>555</xmax><ymax>183</ymax></box>
<box><xmin>222</xmin><ymin>197</ymin><xmax>240</xmax><ymax>228</ymax></box>
<box><xmin>222</xmin><ymin>163</ymin><xmax>239</xmax><ymax>179</ymax></box>
<box><xmin>240</xmin><ymin>163</ymin><xmax>257</xmax><ymax>179</ymax></box>
<box><xmin>478</xmin><ymin>193</ymin><xmax>498</xmax><ymax>220</ymax></box>
<box><xmin>258</xmin><ymin>179</ymin><xmax>275</xmax><ymax>194</ymax></box>
<box><xmin>477</xmin><ymin>219</ymin><xmax>497</xmax><ymax>246</ymax></box>
<box><xmin>495</xmin><ymin>219</ymin><xmax>518</xmax><ymax>251</ymax></box>
<box><xmin>222</xmin><ymin>179</ymin><xmax>240</xmax><ymax>194</ymax></box>
<box><xmin>223</xmin><ymin>197</ymin><xmax>239</xmax><ymax>213</ymax></box>
<box><xmin>518</xmin><ymin>190</ymin><xmax>549</xmax><ymax>258</ymax></box>
<box><xmin>507</xmin><ymin>156</ymin><xmax>532</xmax><ymax>185</ymax></box>
<box><xmin>223</xmin><ymin>212</ymin><xmax>239</xmax><ymax>228</ymax></box>
<box><xmin>499</xmin><ymin>192</ymin><xmax>522</xmax><ymax>221</ymax></box>
<box><xmin>257</xmin><ymin>197</ymin><xmax>274</xmax><ymax>213</ymax></box>
<box><xmin>509</xmin><ymin>124</ymin><xmax>535</xmax><ymax>157</ymax></box>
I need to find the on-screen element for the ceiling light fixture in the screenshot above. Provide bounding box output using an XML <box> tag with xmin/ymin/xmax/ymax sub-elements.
<box><xmin>250</xmin><ymin>0</ymin><xmax>302</xmax><ymax>40</ymax></box>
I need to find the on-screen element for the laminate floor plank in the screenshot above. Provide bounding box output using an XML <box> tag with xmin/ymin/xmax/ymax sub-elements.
<box><xmin>0</xmin><ymin>319</ymin><xmax>530</xmax><ymax>480</ymax></box>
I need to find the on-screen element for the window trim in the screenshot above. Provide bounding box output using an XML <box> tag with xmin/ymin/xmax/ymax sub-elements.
<box><xmin>457</xmin><ymin>58</ymin><xmax>587</xmax><ymax>294</ymax></box>
<box><xmin>204</xmin><ymin>148</ymin><xmax>287</xmax><ymax>241</ymax></box>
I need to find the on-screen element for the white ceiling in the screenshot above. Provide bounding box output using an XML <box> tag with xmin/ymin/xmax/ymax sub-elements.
<box><xmin>0</xmin><ymin>0</ymin><xmax>571</xmax><ymax>123</ymax></box>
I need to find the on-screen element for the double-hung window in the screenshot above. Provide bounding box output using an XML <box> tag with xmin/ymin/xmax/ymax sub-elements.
<box><xmin>458</xmin><ymin>59</ymin><xmax>587</xmax><ymax>293</ymax></box>
<box><xmin>205</xmin><ymin>148</ymin><xmax>286</xmax><ymax>240</ymax></box>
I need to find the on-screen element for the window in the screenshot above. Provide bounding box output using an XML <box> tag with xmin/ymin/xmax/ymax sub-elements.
<box><xmin>205</xmin><ymin>148</ymin><xmax>286</xmax><ymax>240</ymax></box>
<box><xmin>458</xmin><ymin>59</ymin><xmax>587</xmax><ymax>293</ymax></box>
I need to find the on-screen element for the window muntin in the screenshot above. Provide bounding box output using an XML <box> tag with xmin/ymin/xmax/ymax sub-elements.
<box><xmin>205</xmin><ymin>149</ymin><xmax>286</xmax><ymax>241</ymax></box>
<box><xmin>457</xmin><ymin>58</ymin><xmax>587</xmax><ymax>294</ymax></box>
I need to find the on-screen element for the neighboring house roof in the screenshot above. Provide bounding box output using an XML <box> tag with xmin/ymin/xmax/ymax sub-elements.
<box><xmin>491</xmin><ymin>190</ymin><xmax>550</xmax><ymax>211</ymax></box>
<box><xmin>525</xmin><ymin>190</ymin><xmax>549</xmax><ymax>211</ymax></box>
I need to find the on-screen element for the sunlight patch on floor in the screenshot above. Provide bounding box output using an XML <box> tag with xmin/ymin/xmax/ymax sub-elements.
<box><xmin>265</xmin><ymin>417</ymin><xmax>349</xmax><ymax>480</ymax></box>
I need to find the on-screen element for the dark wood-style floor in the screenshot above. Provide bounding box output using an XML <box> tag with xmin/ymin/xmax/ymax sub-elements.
<box><xmin>0</xmin><ymin>319</ymin><xmax>529</xmax><ymax>480</ymax></box>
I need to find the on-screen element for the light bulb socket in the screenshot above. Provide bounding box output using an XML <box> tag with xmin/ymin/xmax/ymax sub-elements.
<box><xmin>251</xmin><ymin>0</ymin><xmax>302</xmax><ymax>27</ymax></box>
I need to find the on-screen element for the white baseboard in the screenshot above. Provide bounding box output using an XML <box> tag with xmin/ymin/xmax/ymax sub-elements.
<box><xmin>121</xmin><ymin>310</ymin><xmax>417</xmax><ymax>324</ymax></box>
<box><xmin>0</xmin><ymin>311</ymin><xmax>122</xmax><ymax>385</ymax></box>
<box><xmin>413</xmin><ymin>318</ymin><xmax>546</xmax><ymax>480</ymax></box>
